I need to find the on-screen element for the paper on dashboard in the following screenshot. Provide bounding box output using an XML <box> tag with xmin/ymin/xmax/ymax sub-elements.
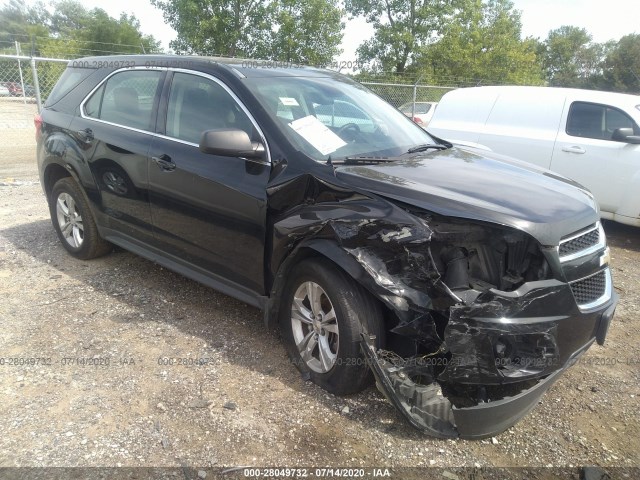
<box><xmin>288</xmin><ymin>115</ymin><xmax>347</xmax><ymax>156</ymax></box>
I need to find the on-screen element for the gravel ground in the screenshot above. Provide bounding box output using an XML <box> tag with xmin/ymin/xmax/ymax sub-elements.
<box><xmin>0</xmin><ymin>154</ymin><xmax>639</xmax><ymax>477</ymax></box>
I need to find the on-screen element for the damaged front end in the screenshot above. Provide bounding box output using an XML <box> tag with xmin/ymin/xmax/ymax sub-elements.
<box><xmin>268</xmin><ymin>180</ymin><xmax>617</xmax><ymax>438</ymax></box>
<box><xmin>354</xmin><ymin>214</ymin><xmax>617</xmax><ymax>439</ymax></box>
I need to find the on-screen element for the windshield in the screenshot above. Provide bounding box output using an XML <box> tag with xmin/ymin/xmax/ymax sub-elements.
<box><xmin>244</xmin><ymin>76</ymin><xmax>437</xmax><ymax>161</ymax></box>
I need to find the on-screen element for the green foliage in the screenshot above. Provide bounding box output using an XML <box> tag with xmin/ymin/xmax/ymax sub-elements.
<box><xmin>416</xmin><ymin>0</ymin><xmax>543</xmax><ymax>85</ymax></box>
<box><xmin>268</xmin><ymin>0</ymin><xmax>343</xmax><ymax>64</ymax></box>
<box><xmin>0</xmin><ymin>0</ymin><xmax>46</xmax><ymax>38</ymax></box>
<box><xmin>0</xmin><ymin>0</ymin><xmax>161</xmax><ymax>57</ymax></box>
<box><xmin>150</xmin><ymin>0</ymin><xmax>272</xmax><ymax>56</ymax></box>
<box><xmin>539</xmin><ymin>26</ymin><xmax>607</xmax><ymax>88</ymax></box>
<box><xmin>603</xmin><ymin>34</ymin><xmax>640</xmax><ymax>94</ymax></box>
<box><xmin>151</xmin><ymin>0</ymin><xmax>343</xmax><ymax>64</ymax></box>
<box><xmin>344</xmin><ymin>0</ymin><xmax>461</xmax><ymax>73</ymax></box>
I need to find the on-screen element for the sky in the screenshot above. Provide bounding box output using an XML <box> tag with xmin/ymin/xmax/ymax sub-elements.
<box><xmin>16</xmin><ymin>0</ymin><xmax>640</xmax><ymax>61</ymax></box>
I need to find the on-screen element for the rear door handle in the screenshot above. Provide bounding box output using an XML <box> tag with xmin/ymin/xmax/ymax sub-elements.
<box><xmin>561</xmin><ymin>145</ymin><xmax>586</xmax><ymax>154</ymax></box>
<box><xmin>152</xmin><ymin>154</ymin><xmax>176</xmax><ymax>171</ymax></box>
<box><xmin>76</xmin><ymin>128</ymin><xmax>93</xmax><ymax>142</ymax></box>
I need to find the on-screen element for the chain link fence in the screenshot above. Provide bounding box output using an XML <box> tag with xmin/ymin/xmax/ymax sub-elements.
<box><xmin>361</xmin><ymin>82</ymin><xmax>455</xmax><ymax>109</ymax></box>
<box><xmin>0</xmin><ymin>55</ymin><xmax>67</xmax><ymax>173</ymax></box>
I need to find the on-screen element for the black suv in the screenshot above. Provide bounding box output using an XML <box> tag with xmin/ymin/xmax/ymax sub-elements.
<box><xmin>37</xmin><ymin>55</ymin><xmax>617</xmax><ymax>439</ymax></box>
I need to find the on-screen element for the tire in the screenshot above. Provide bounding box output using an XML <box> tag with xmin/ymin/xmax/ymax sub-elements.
<box><xmin>280</xmin><ymin>258</ymin><xmax>384</xmax><ymax>395</ymax></box>
<box><xmin>49</xmin><ymin>177</ymin><xmax>111</xmax><ymax>260</ymax></box>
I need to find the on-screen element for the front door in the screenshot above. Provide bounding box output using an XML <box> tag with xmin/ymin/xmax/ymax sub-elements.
<box><xmin>148</xmin><ymin>71</ymin><xmax>270</xmax><ymax>295</ymax></box>
<box><xmin>552</xmin><ymin>100</ymin><xmax>640</xmax><ymax>216</ymax></box>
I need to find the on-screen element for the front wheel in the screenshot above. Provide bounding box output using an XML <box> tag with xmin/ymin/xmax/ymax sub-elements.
<box><xmin>280</xmin><ymin>258</ymin><xmax>384</xmax><ymax>395</ymax></box>
<box><xmin>49</xmin><ymin>177</ymin><xmax>111</xmax><ymax>260</ymax></box>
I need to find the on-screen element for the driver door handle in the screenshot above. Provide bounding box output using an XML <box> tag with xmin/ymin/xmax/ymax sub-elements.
<box><xmin>561</xmin><ymin>145</ymin><xmax>586</xmax><ymax>154</ymax></box>
<box><xmin>152</xmin><ymin>154</ymin><xmax>176</xmax><ymax>171</ymax></box>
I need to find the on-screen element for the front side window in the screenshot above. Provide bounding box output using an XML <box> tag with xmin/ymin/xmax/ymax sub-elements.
<box><xmin>165</xmin><ymin>72</ymin><xmax>254</xmax><ymax>144</ymax></box>
<box><xmin>567</xmin><ymin>102</ymin><xmax>639</xmax><ymax>140</ymax></box>
<box><xmin>83</xmin><ymin>70</ymin><xmax>163</xmax><ymax>131</ymax></box>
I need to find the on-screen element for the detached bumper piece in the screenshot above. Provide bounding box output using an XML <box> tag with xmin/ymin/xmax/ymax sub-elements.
<box><xmin>361</xmin><ymin>333</ymin><xmax>596</xmax><ymax>440</ymax></box>
<box><xmin>361</xmin><ymin>333</ymin><xmax>457</xmax><ymax>439</ymax></box>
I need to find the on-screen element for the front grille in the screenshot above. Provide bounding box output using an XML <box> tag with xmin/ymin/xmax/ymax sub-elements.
<box><xmin>559</xmin><ymin>225</ymin><xmax>600</xmax><ymax>258</ymax></box>
<box><xmin>570</xmin><ymin>270</ymin><xmax>607</xmax><ymax>306</ymax></box>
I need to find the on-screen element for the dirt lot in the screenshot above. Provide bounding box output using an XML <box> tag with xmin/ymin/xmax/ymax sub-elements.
<box><xmin>0</xmin><ymin>145</ymin><xmax>639</xmax><ymax>478</ymax></box>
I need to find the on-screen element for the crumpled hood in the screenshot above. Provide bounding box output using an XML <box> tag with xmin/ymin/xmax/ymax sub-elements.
<box><xmin>335</xmin><ymin>147</ymin><xmax>599</xmax><ymax>246</ymax></box>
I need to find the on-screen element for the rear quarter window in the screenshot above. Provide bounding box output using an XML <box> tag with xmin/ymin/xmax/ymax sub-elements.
<box><xmin>44</xmin><ymin>67</ymin><xmax>96</xmax><ymax>107</ymax></box>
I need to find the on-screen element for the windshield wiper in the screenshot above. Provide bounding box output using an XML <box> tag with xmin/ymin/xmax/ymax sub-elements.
<box><xmin>330</xmin><ymin>156</ymin><xmax>402</xmax><ymax>165</ymax></box>
<box><xmin>405</xmin><ymin>143</ymin><xmax>450</xmax><ymax>154</ymax></box>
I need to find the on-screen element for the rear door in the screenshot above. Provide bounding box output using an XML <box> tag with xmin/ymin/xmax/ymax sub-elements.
<box><xmin>148</xmin><ymin>70</ymin><xmax>270</xmax><ymax>295</ymax></box>
<box><xmin>72</xmin><ymin>67</ymin><xmax>165</xmax><ymax>242</ymax></box>
<box><xmin>551</xmin><ymin>100</ymin><xmax>640</xmax><ymax>214</ymax></box>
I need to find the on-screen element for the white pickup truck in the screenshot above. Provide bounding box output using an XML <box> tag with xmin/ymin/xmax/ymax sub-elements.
<box><xmin>428</xmin><ymin>86</ymin><xmax>640</xmax><ymax>227</ymax></box>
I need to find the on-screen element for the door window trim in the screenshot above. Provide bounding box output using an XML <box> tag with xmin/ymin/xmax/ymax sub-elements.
<box><xmin>158</xmin><ymin>68</ymin><xmax>270</xmax><ymax>165</ymax></box>
<box><xmin>565</xmin><ymin>100</ymin><xmax>640</xmax><ymax>141</ymax></box>
<box><xmin>79</xmin><ymin>66</ymin><xmax>271</xmax><ymax>165</ymax></box>
<box><xmin>80</xmin><ymin>66</ymin><xmax>166</xmax><ymax>136</ymax></box>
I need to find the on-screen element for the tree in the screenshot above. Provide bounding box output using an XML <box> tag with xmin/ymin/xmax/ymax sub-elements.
<box><xmin>539</xmin><ymin>26</ymin><xmax>606</xmax><ymax>87</ymax></box>
<box><xmin>0</xmin><ymin>0</ymin><xmax>50</xmax><ymax>51</ymax></box>
<box><xmin>151</xmin><ymin>0</ymin><xmax>343</xmax><ymax>63</ymax></box>
<box><xmin>150</xmin><ymin>0</ymin><xmax>270</xmax><ymax>56</ymax></box>
<box><xmin>268</xmin><ymin>0</ymin><xmax>343</xmax><ymax>64</ymax></box>
<box><xmin>344</xmin><ymin>0</ymin><xmax>461</xmax><ymax>73</ymax></box>
<box><xmin>603</xmin><ymin>34</ymin><xmax>640</xmax><ymax>93</ymax></box>
<box><xmin>50</xmin><ymin>0</ymin><xmax>90</xmax><ymax>35</ymax></box>
<box><xmin>417</xmin><ymin>0</ymin><xmax>543</xmax><ymax>85</ymax></box>
<box><xmin>49</xmin><ymin>1</ymin><xmax>160</xmax><ymax>55</ymax></box>
<box><xmin>1</xmin><ymin>0</ymin><xmax>160</xmax><ymax>57</ymax></box>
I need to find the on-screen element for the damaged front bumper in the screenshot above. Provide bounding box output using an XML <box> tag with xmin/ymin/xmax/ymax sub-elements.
<box><xmin>361</xmin><ymin>281</ymin><xmax>618</xmax><ymax>439</ymax></box>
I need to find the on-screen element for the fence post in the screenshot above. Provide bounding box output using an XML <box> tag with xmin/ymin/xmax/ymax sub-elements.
<box><xmin>30</xmin><ymin>57</ymin><xmax>42</xmax><ymax>112</ymax></box>
<box><xmin>411</xmin><ymin>76</ymin><xmax>422</xmax><ymax>119</ymax></box>
<box><xmin>15</xmin><ymin>41</ymin><xmax>27</xmax><ymax>105</ymax></box>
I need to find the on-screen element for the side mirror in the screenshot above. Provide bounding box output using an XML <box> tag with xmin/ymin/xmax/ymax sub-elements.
<box><xmin>612</xmin><ymin>127</ymin><xmax>640</xmax><ymax>144</ymax></box>
<box><xmin>199</xmin><ymin>128</ymin><xmax>266</xmax><ymax>160</ymax></box>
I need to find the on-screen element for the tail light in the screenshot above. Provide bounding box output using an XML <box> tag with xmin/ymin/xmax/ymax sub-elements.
<box><xmin>34</xmin><ymin>114</ymin><xmax>42</xmax><ymax>142</ymax></box>
<box><xmin>412</xmin><ymin>117</ymin><xmax>423</xmax><ymax>124</ymax></box>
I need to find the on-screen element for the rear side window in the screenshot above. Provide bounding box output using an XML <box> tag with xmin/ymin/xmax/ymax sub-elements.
<box><xmin>566</xmin><ymin>102</ymin><xmax>639</xmax><ymax>140</ymax></box>
<box><xmin>45</xmin><ymin>67</ymin><xmax>95</xmax><ymax>106</ymax></box>
<box><xmin>83</xmin><ymin>70</ymin><xmax>163</xmax><ymax>131</ymax></box>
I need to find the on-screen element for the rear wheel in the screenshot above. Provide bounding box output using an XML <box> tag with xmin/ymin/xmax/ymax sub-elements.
<box><xmin>281</xmin><ymin>258</ymin><xmax>384</xmax><ymax>395</ymax></box>
<box><xmin>49</xmin><ymin>177</ymin><xmax>111</xmax><ymax>259</ymax></box>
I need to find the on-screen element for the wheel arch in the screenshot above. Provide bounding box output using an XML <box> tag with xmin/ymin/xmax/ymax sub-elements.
<box><xmin>263</xmin><ymin>238</ymin><xmax>398</xmax><ymax>333</ymax></box>
<box><xmin>42</xmin><ymin>161</ymin><xmax>75</xmax><ymax>199</ymax></box>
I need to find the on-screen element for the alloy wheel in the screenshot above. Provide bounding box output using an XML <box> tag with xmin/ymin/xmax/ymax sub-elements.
<box><xmin>290</xmin><ymin>281</ymin><xmax>339</xmax><ymax>373</ymax></box>
<box><xmin>55</xmin><ymin>192</ymin><xmax>84</xmax><ymax>248</ymax></box>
